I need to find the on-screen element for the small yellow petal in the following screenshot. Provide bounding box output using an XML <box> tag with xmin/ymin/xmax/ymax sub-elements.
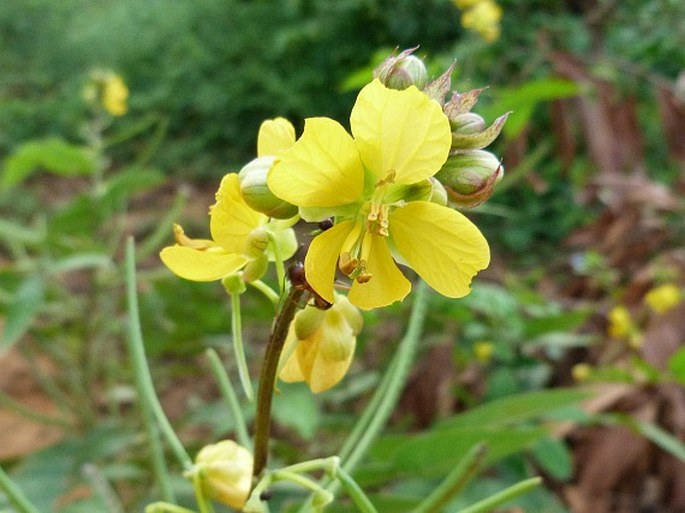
<box><xmin>351</xmin><ymin>79</ymin><xmax>451</xmax><ymax>184</ymax></box>
<box><xmin>307</xmin><ymin>351</ymin><xmax>354</xmax><ymax>393</ymax></box>
<box><xmin>389</xmin><ymin>201</ymin><xmax>489</xmax><ymax>298</ymax></box>
<box><xmin>348</xmin><ymin>235</ymin><xmax>411</xmax><ymax>310</ymax></box>
<box><xmin>267</xmin><ymin>118</ymin><xmax>365</xmax><ymax>207</ymax></box>
<box><xmin>257</xmin><ymin>117</ymin><xmax>296</xmax><ymax>157</ymax></box>
<box><xmin>210</xmin><ymin>173</ymin><xmax>266</xmax><ymax>253</ymax></box>
<box><xmin>278</xmin><ymin>329</ymin><xmax>305</xmax><ymax>383</ymax></box>
<box><xmin>160</xmin><ymin>246</ymin><xmax>248</xmax><ymax>281</ymax></box>
<box><xmin>305</xmin><ymin>220</ymin><xmax>355</xmax><ymax>304</ymax></box>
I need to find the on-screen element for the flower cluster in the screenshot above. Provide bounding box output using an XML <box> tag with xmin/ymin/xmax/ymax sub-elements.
<box><xmin>161</xmin><ymin>50</ymin><xmax>506</xmax><ymax>395</ymax></box>
<box><xmin>84</xmin><ymin>70</ymin><xmax>129</xmax><ymax>116</ymax></box>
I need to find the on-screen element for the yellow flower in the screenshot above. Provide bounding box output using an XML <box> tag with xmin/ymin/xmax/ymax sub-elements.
<box><xmin>279</xmin><ymin>295</ymin><xmax>363</xmax><ymax>393</ymax></box>
<box><xmin>268</xmin><ymin>79</ymin><xmax>490</xmax><ymax>310</ymax></box>
<box><xmin>160</xmin><ymin>173</ymin><xmax>296</xmax><ymax>281</ymax></box>
<box><xmin>644</xmin><ymin>283</ymin><xmax>681</xmax><ymax>314</ymax></box>
<box><xmin>474</xmin><ymin>341</ymin><xmax>494</xmax><ymax>363</ymax></box>
<box><xmin>460</xmin><ymin>0</ymin><xmax>502</xmax><ymax>43</ymax></box>
<box><xmin>607</xmin><ymin>305</ymin><xmax>634</xmax><ymax>339</ymax></box>
<box><xmin>102</xmin><ymin>73</ymin><xmax>129</xmax><ymax>116</ymax></box>
<box><xmin>192</xmin><ymin>440</ymin><xmax>252</xmax><ymax>509</ymax></box>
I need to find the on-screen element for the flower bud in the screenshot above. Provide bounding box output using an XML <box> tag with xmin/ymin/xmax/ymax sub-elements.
<box><xmin>239</xmin><ymin>156</ymin><xmax>298</xmax><ymax>219</ymax></box>
<box><xmin>451</xmin><ymin>112</ymin><xmax>487</xmax><ymax>135</ymax></box>
<box><xmin>245</xmin><ymin>226</ymin><xmax>270</xmax><ymax>259</ymax></box>
<box><xmin>242</xmin><ymin>252</ymin><xmax>268</xmax><ymax>283</ymax></box>
<box><xmin>222</xmin><ymin>273</ymin><xmax>247</xmax><ymax>295</ymax></box>
<box><xmin>374</xmin><ymin>48</ymin><xmax>428</xmax><ymax>91</ymax></box>
<box><xmin>435</xmin><ymin>150</ymin><xmax>503</xmax><ymax>208</ymax></box>
<box><xmin>294</xmin><ymin>305</ymin><xmax>326</xmax><ymax>340</ymax></box>
<box><xmin>192</xmin><ymin>440</ymin><xmax>253</xmax><ymax>510</ymax></box>
<box><xmin>280</xmin><ymin>295</ymin><xmax>362</xmax><ymax>393</ymax></box>
<box><xmin>428</xmin><ymin>177</ymin><xmax>448</xmax><ymax>206</ymax></box>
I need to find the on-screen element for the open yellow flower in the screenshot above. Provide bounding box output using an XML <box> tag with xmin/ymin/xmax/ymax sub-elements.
<box><xmin>279</xmin><ymin>294</ymin><xmax>363</xmax><ymax>393</ymax></box>
<box><xmin>160</xmin><ymin>173</ymin><xmax>296</xmax><ymax>281</ymax></box>
<box><xmin>267</xmin><ymin>79</ymin><xmax>490</xmax><ymax>310</ymax></box>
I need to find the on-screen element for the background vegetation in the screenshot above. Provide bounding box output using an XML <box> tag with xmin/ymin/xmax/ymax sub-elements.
<box><xmin>1</xmin><ymin>0</ymin><xmax>684</xmax><ymax>512</ymax></box>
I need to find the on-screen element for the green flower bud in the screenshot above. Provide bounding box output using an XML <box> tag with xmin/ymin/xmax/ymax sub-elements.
<box><xmin>451</xmin><ymin>112</ymin><xmax>486</xmax><ymax>135</ymax></box>
<box><xmin>242</xmin><ymin>253</ymin><xmax>268</xmax><ymax>283</ymax></box>
<box><xmin>374</xmin><ymin>48</ymin><xmax>428</xmax><ymax>91</ymax></box>
<box><xmin>239</xmin><ymin>156</ymin><xmax>298</xmax><ymax>219</ymax></box>
<box><xmin>435</xmin><ymin>150</ymin><xmax>503</xmax><ymax>208</ymax></box>
<box><xmin>222</xmin><ymin>273</ymin><xmax>247</xmax><ymax>295</ymax></box>
<box><xmin>428</xmin><ymin>177</ymin><xmax>448</xmax><ymax>206</ymax></box>
<box><xmin>192</xmin><ymin>440</ymin><xmax>253</xmax><ymax>510</ymax></box>
<box><xmin>245</xmin><ymin>226</ymin><xmax>270</xmax><ymax>259</ymax></box>
<box><xmin>294</xmin><ymin>305</ymin><xmax>326</xmax><ymax>340</ymax></box>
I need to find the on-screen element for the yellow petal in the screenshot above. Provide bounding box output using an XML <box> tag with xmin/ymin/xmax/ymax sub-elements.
<box><xmin>308</xmin><ymin>349</ymin><xmax>354</xmax><ymax>393</ymax></box>
<box><xmin>210</xmin><ymin>173</ymin><xmax>266</xmax><ymax>253</ymax></box>
<box><xmin>257</xmin><ymin>117</ymin><xmax>296</xmax><ymax>157</ymax></box>
<box><xmin>350</xmin><ymin>79</ymin><xmax>451</xmax><ymax>184</ymax></box>
<box><xmin>348</xmin><ymin>234</ymin><xmax>411</xmax><ymax>310</ymax></box>
<box><xmin>278</xmin><ymin>328</ymin><xmax>306</xmax><ymax>383</ymax></box>
<box><xmin>160</xmin><ymin>246</ymin><xmax>248</xmax><ymax>281</ymax></box>
<box><xmin>305</xmin><ymin>220</ymin><xmax>355</xmax><ymax>304</ymax></box>
<box><xmin>267</xmin><ymin>117</ymin><xmax>364</xmax><ymax>207</ymax></box>
<box><xmin>389</xmin><ymin>201</ymin><xmax>489</xmax><ymax>298</ymax></box>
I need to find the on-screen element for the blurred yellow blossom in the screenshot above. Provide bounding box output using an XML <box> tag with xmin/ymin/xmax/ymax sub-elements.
<box><xmin>456</xmin><ymin>0</ymin><xmax>502</xmax><ymax>42</ymax></box>
<box><xmin>572</xmin><ymin>363</ymin><xmax>592</xmax><ymax>382</ymax></box>
<box><xmin>267</xmin><ymin>79</ymin><xmax>490</xmax><ymax>310</ymax></box>
<box><xmin>644</xmin><ymin>283</ymin><xmax>681</xmax><ymax>314</ymax></box>
<box><xmin>279</xmin><ymin>294</ymin><xmax>363</xmax><ymax>393</ymax></box>
<box><xmin>607</xmin><ymin>305</ymin><xmax>635</xmax><ymax>339</ymax></box>
<box><xmin>474</xmin><ymin>341</ymin><xmax>494</xmax><ymax>363</ymax></box>
<box><xmin>101</xmin><ymin>73</ymin><xmax>129</xmax><ymax>116</ymax></box>
<box><xmin>192</xmin><ymin>440</ymin><xmax>252</xmax><ymax>509</ymax></box>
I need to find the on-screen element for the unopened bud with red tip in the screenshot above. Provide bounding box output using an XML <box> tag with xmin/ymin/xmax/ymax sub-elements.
<box><xmin>239</xmin><ymin>157</ymin><xmax>298</xmax><ymax>219</ymax></box>
<box><xmin>435</xmin><ymin>150</ymin><xmax>503</xmax><ymax>208</ymax></box>
<box><xmin>373</xmin><ymin>48</ymin><xmax>428</xmax><ymax>91</ymax></box>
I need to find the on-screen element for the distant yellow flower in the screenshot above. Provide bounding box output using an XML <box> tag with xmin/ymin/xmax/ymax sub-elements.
<box><xmin>572</xmin><ymin>363</ymin><xmax>592</xmax><ymax>382</ymax></box>
<box><xmin>192</xmin><ymin>440</ymin><xmax>252</xmax><ymax>509</ymax></box>
<box><xmin>268</xmin><ymin>79</ymin><xmax>490</xmax><ymax>310</ymax></box>
<box><xmin>160</xmin><ymin>173</ymin><xmax>296</xmax><ymax>282</ymax></box>
<box><xmin>607</xmin><ymin>305</ymin><xmax>634</xmax><ymax>339</ymax></box>
<box><xmin>458</xmin><ymin>0</ymin><xmax>502</xmax><ymax>42</ymax></box>
<box><xmin>279</xmin><ymin>295</ymin><xmax>363</xmax><ymax>393</ymax></box>
<box><xmin>644</xmin><ymin>283</ymin><xmax>681</xmax><ymax>314</ymax></box>
<box><xmin>102</xmin><ymin>73</ymin><xmax>129</xmax><ymax>116</ymax></box>
<box><xmin>474</xmin><ymin>341</ymin><xmax>494</xmax><ymax>363</ymax></box>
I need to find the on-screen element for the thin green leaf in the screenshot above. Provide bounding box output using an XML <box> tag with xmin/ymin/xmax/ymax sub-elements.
<box><xmin>1</xmin><ymin>275</ymin><xmax>44</xmax><ymax>354</ymax></box>
<box><xmin>1</xmin><ymin>138</ymin><xmax>95</xmax><ymax>191</ymax></box>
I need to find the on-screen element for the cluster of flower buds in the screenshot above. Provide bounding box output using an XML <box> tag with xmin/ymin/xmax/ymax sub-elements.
<box><xmin>373</xmin><ymin>48</ymin><xmax>508</xmax><ymax>208</ymax></box>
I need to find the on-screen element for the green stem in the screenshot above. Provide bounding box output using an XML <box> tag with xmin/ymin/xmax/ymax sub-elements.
<box><xmin>268</xmin><ymin>233</ymin><xmax>286</xmax><ymax>293</ymax></box>
<box><xmin>454</xmin><ymin>477</ymin><xmax>542</xmax><ymax>513</ymax></box>
<box><xmin>297</xmin><ymin>281</ymin><xmax>431</xmax><ymax>513</ymax></box>
<box><xmin>343</xmin><ymin>280</ymin><xmax>430</xmax><ymax>474</ymax></box>
<box><xmin>145</xmin><ymin>503</ymin><xmax>197</xmax><ymax>513</ymax></box>
<box><xmin>337</xmin><ymin>467</ymin><xmax>379</xmax><ymax>513</ymax></box>
<box><xmin>125</xmin><ymin>238</ymin><xmax>193</xmax><ymax>478</ymax></box>
<box><xmin>191</xmin><ymin>471</ymin><xmax>215</xmax><ymax>513</ymax></box>
<box><xmin>0</xmin><ymin>464</ymin><xmax>41</xmax><ymax>513</ymax></box>
<box><xmin>0</xmin><ymin>389</ymin><xmax>71</xmax><ymax>428</ymax></box>
<box><xmin>411</xmin><ymin>444</ymin><xmax>487</xmax><ymax>513</ymax></box>
<box><xmin>252</xmin><ymin>284</ymin><xmax>305</xmax><ymax>478</ymax></box>
<box><xmin>205</xmin><ymin>348</ymin><xmax>251</xmax><ymax>449</ymax></box>
<box><xmin>230</xmin><ymin>292</ymin><xmax>254</xmax><ymax>401</ymax></box>
<box><xmin>249</xmin><ymin>279</ymin><xmax>280</xmax><ymax>307</ymax></box>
